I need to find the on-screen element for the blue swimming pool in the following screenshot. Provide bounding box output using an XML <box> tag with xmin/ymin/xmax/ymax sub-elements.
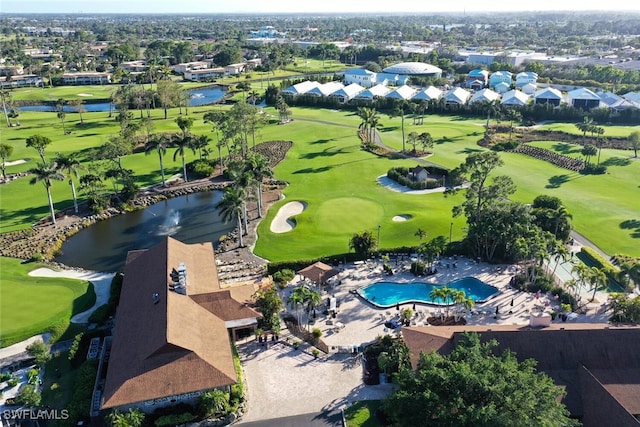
<box><xmin>359</xmin><ymin>277</ymin><xmax>499</xmax><ymax>308</ymax></box>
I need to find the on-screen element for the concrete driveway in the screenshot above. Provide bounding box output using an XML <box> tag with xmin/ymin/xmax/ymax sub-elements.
<box><xmin>237</xmin><ymin>341</ymin><xmax>393</xmax><ymax>423</ymax></box>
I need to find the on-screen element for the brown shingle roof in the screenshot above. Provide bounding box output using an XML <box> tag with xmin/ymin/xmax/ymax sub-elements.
<box><xmin>101</xmin><ymin>237</ymin><xmax>256</xmax><ymax>409</ymax></box>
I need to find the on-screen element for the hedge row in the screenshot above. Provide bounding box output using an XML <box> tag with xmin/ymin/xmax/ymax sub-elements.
<box><xmin>266</xmin><ymin>247</ymin><xmax>418</xmax><ymax>275</ymax></box>
<box><xmin>579</xmin><ymin>247</ymin><xmax>623</xmax><ymax>289</ymax></box>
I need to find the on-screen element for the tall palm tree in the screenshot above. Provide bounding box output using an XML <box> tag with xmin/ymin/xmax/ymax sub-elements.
<box><xmin>29</xmin><ymin>161</ymin><xmax>65</xmax><ymax>225</ymax></box>
<box><xmin>287</xmin><ymin>288</ymin><xmax>306</xmax><ymax>325</ymax></box>
<box><xmin>245</xmin><ymin>152</ymin><xmax>273</xmax><ymax>218</ymax></box>
<box><xmin>575</xmin><ymin>116</ymin><xmax>594</xmax><ymax>145</ymax></box>
<box><xmin>172</xmin><ymin>135</ymin><xmax>194</xmax><ymax>183</ymax></box>
<box><xmin>216</xmin><ymin>186</ymin><xmax>247</xmax><ymax>248</ymax></box>
<box><xmin>588</xmin><ymin>267</ymin><xmax>608</xmax><ymax>302</ymax></box>
<box><xmin>53</xmin><ymin>152</ymin><xmax>84</xmax><ymax>213</ymax></box>
<box><xmin>429</xmin><ymin>287</ymin><xmax>446</xmax><ymax>321</ymax></box>
<box><xmin>145</xmin><ymin>134</ymin><xmax>172</xmax><ymax>186</ymax></box>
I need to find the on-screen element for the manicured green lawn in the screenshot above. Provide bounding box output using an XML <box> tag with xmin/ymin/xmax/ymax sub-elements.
<box><xmin>344</xmin><ymin>400</ymin><xmax>383</xmax><ymax>427</ymax></box>
<box><xmin>1</xmin><ymin>105</ymin><xmax>639</xmax><ymax>261</ymax></box>
<box><xmin>252</xmin><ymin>116</ymin><xmax>466</xmax><ymax>261</ymax></box>
<box><xmin>0</xmin><ymin>257</ymin><xmax>95</xmax><ymax>347</ymax></box>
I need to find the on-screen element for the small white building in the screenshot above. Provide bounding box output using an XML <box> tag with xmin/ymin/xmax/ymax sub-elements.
<box><xmin>305</xmin><ymin>81</ymin><xmax>345</xmax><ymax>97</ymax></box>
<box><xmin>184</xmin><ymin>68</ymin><xmax>225</xmax><ymax>82</ymax></box>
<box><xmin>281</xmin><ymin>81</ymin><xmax>322</xmax><ymax>96</ymax></box>
<box><xmin>469</xmin><ymin>88</ymin><xmax>500</xmax><ymax>105</ymax></box>
<box><xmin>412</xmin><ymin>86</ymin><xmax>443</xmax><ymax>101</ymax></box>
<box><xmin>534</xmin><ymin>87</ymin><xmax>563</xmax><ymax>106</ymax></box>
<box><xmin>501</xmin><ymin>89</ymin><xmax>530</xmax><ymax>107</ymax></box>
<box><xmin>172</xmin><ymin>61</ymin><xmax>210</xmax><ymax>75</ymax></box>
<box><xmin>60</xmin><ymin>72</ymin><xmax>111</xmax><ymax>85</ymax></box>
<box><xmin>353</xmin><ymin>84</ymin><xmax>391</xmax><ymax>100</ymax></box>
<box><xmin>385</xmin><ymin>85</ymin><xmax>416</xmax><ymax>100</ymax></box>
<box><xmin>328</xmin><ymin>83</ymin><xmax>365</xmax><ymax>103</ymax></box>
<box><xmin>443</xmin><ymin>87</ymin><xmax>471</xmax><ymax>105</ymax></box>
<box><xmin>343</xmin><ymin>69</ymin><xmax>377</xmax><ymax>88</ymax></box>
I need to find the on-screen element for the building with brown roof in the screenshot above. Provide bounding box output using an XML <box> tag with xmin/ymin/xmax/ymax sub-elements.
<box><xmin>100</xmin><ymin>237</ymin><xmax>261</xmax><ymax>413</ymax></box>
<box><xmin>402</xmin><ymin>324</ymin><xmax>640</xmax><ymax>427</ymax></box>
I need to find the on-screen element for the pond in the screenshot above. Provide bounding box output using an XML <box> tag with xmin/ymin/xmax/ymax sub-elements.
<box><xmin>19</xmin><ymin>86</ymin><xmax>226</xmax><ymax>112</ymax></box>
<box><xmin>54</xmin><ymin>191</ymin><xmax>236</xmax><ymax>272</ymax></box>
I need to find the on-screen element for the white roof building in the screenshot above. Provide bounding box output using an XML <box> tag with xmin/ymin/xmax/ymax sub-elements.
<box><xmin>469</xmin><ymin>88</ymin><xmax>500</xmax><ymax>105</ymax></box>
<box><xmin>501</xmin><ymin>89</ymin><xmax>530</xmax><ymax>107</ymax></box>
<box><xmin>385</xmin><ymin>85</ymin><xmax>417</xmax><ymax>100</ymax></box>
<box><xmin>353</xmin><ymin>84</ymin><xmax>391</xmax><ymax>100</ymax></box>
<box><xmin>443</xmin><ymin>87</ymin><xmax>471</xmax><ymax>105</ymax></box>
<box><xmin>382</xmin><ymin>62</ymin><xmax>442</xmax><ymax>77</ymax></box>
<box><xmin>521</xmin><ymin>82</ymin><xmax>537</xmax><ymax>95</ymax></box>
<box><xmin>328</xmin><ymin>83</ymin><xmax>365</xmax><ymax>103</ymax></box>
<box><xmin>343</xmin><ymin>68</ymin><xmax>377</xmax><ymax>88</ymax></box>
<box><xmin>534</xmin><ymin>87</ymin><xmax>564</xmax><ymax>105</ymax></box>
<box><xmin>281</xmin><ymin>80</ymin><xmax>322</xmax><ymax>96</ymax></box>
<box><xmin>306</xmin><ymin>81</ymin><xmax>345</xmax><ymax>97</ymax></box>
<box><xmin>412</xmin><ymin>86</ymin><xmax>443</xmax><ymax>101</ymax></box>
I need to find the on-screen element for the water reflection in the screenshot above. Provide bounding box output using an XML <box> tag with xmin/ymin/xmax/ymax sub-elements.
<box><xmin>19</xmin><ymin>86</ymin><xmax>226</xmax><ymax>112</ymax></box>
<box><xmin>55</xmin><ymin>191</ymin><xmax>235</xmax><ymax>272</ymax></box>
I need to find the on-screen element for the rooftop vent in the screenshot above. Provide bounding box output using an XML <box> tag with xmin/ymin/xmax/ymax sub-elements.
<box><xmin>152</xmin><ymin>292</ymin><xmax>160</xmax><ymax>304</ymax></box>
<box><xmin>169</xmin><ymin>262</ymin><xmax>188</xmax><ymax>295</ymax></box>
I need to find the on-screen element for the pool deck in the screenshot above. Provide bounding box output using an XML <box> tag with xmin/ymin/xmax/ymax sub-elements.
<box><xmin>278</xmin><ymin>256</ymin><xmax>612</xmax><ymax>351</ymax></box>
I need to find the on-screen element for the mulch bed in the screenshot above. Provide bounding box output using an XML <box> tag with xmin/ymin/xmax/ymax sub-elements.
<box><xmin>426</xmin><ymin>316</ymin><xmax>467</xmax><ymax>326</ymax></box>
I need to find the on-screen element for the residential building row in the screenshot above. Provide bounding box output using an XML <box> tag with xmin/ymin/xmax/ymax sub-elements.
<box><xmin>282</xmin><ymin>75</ymin><xmax>640</xmax><ymax>111</ymax></box>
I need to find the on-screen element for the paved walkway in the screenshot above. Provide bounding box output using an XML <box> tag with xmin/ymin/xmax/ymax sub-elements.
<box><xmin>238</xmin><ymin>340</ymin><xmax>393</xmax><ymax>423</ymax></box>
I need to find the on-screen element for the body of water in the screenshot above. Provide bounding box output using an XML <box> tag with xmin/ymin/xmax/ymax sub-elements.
<box><xmin>55</xmin><ymin>191</ymin><xmax>235</xmax><ymax>272</ymax></box>
<box><xmin>359</xmin><ymin>277</ymin><xmax>500</xmax><ymax>308</ymax></box>
<box><xmin>19</xmin><ymin>86</ymin><xmax>225</xmax><ymax>112</ymax></box>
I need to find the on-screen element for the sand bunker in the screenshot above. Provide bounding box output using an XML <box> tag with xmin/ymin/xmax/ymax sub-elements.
<box><xmin>78</xmin><ymin>93</ymin><xmax>93</xmax><ymax>97</ymax></box>
<box><xmin>270</xmin><ymin>201</ymin><xmax>307</xmax><ymax>233</ymax></box>
<box><xmin>392</xmin><ymin>214</ymin><xmax>411</xmax><ymax>222</ymax></box>
<box><xmin>5</xmin><ymin>159</ymin><xmax>27</xmax><ymax>166</ymax></box>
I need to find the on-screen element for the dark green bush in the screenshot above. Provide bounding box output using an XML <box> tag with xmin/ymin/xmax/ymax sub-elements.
<box><xmin>410</xmin><ymin>261</ymin><xmax>426</xmax><ymax>276</ymax></box>
<box><xmin>187</xmin><ymin>159</ymin><xmax>215</xmax><ymax>179</ymax></box>
<box><xmin>88</xmin><ymin>304</ymin><xmax>110</xmax><ymax>324</ymax></box>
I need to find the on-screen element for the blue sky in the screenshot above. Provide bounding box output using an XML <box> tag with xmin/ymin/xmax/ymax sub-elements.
<box><xmin>2</xmin><ymin>0</ymin><xmax>638</xmax><ymax>14</ymax></box>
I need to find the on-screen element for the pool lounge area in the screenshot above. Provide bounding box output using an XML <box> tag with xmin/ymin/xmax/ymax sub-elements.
<box><xmin>358</xmin><ymin>277</ymin><xmax>501</xmax><ymax>308</ymax></box>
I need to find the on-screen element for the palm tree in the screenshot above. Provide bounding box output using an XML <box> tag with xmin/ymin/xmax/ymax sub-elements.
<box><xmin>172</xmin><ymin>135</ymin><xmax>194</xmax><ymax>183</ymax></box>
<box><xmin>29</xmin><ymin>161</ymin><xmax>65</xmax><ymax>225</ymax></box>
<box><xmin>245</xmin><ymin>152</ymin><xmax>273</xmax><ymax>218</ymax></box>
<box><xmin>216</xmin><ymin>186</ymin><xmax>247</xmax><ymax>247</ymax></box>
<box><xmin>414</xmin><ymin>228</ymin><xmax>427</xmax><ymax>242</ymax></box>
<box><xmin>288</xmin><ymin>286</ymin><xmax>307</xmax><ymax>325</ymax></box>
<box><xmin>145</xmin><ymin>134</ymin><xmax>172</xmax><ymax>187</ymax></box>
<box><xmin>191</xmin><ymin>134</ymin><xmax>210</xmax><ymax>160</ymax></box>
<box><xmin>575</xmin><ymin>116</ymin><xmax>594</xmax><ymax>145</ymax></box>
<box><xmin>588</xmin><ymin>267</ymin><xmax>608</xmax><ymax>302</ymax></box>
<box><xmin>53</xmin><ymin>152</ymin><xmax>84</xmax><ymax>213</ymax></box>
<box><xmin>429</xmin><ymin>287</ymin><xmax>446</xmax><ymax>320</ymax></box>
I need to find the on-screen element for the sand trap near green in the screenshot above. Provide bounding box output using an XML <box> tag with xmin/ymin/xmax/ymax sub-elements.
<box><xmin>270</xmin><ymin>201</ymin><xmax>307</xmax><ymax>233</ymax></box>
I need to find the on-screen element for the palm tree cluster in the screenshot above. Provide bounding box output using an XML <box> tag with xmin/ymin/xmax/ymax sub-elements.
<box><xmin>25</xmin><ymin>133</ymin><xmax>87</xmax><ymax>225</ymax></box>
<box><xmin>428</xmin><ymin>286</ymin><xmax>475</xmax><ymax>323</ymax></box>
<box><xmin>357</xmin><ymin>106</ymin><xmax>382</xmax><ymax>149</ymax></box>
<box><xmin>287</xmin><ymin>285</ymin><xmax>322</xmax><ymax>329</ymax></box>
<box><xmin>215</xmin><ymin>151</ymin><xmax>273</xmax><ymax>248</ymax></box>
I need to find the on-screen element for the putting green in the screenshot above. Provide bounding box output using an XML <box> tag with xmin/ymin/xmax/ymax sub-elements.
<box><xmin>315</xmin><ymin>197</ymin><xmax>385</xmax><ymax>234</ymax></box>
<box><xmin>0</xmin><ymin>257</ymin><xmax>95</xmax><ymax>347</ymax></box>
